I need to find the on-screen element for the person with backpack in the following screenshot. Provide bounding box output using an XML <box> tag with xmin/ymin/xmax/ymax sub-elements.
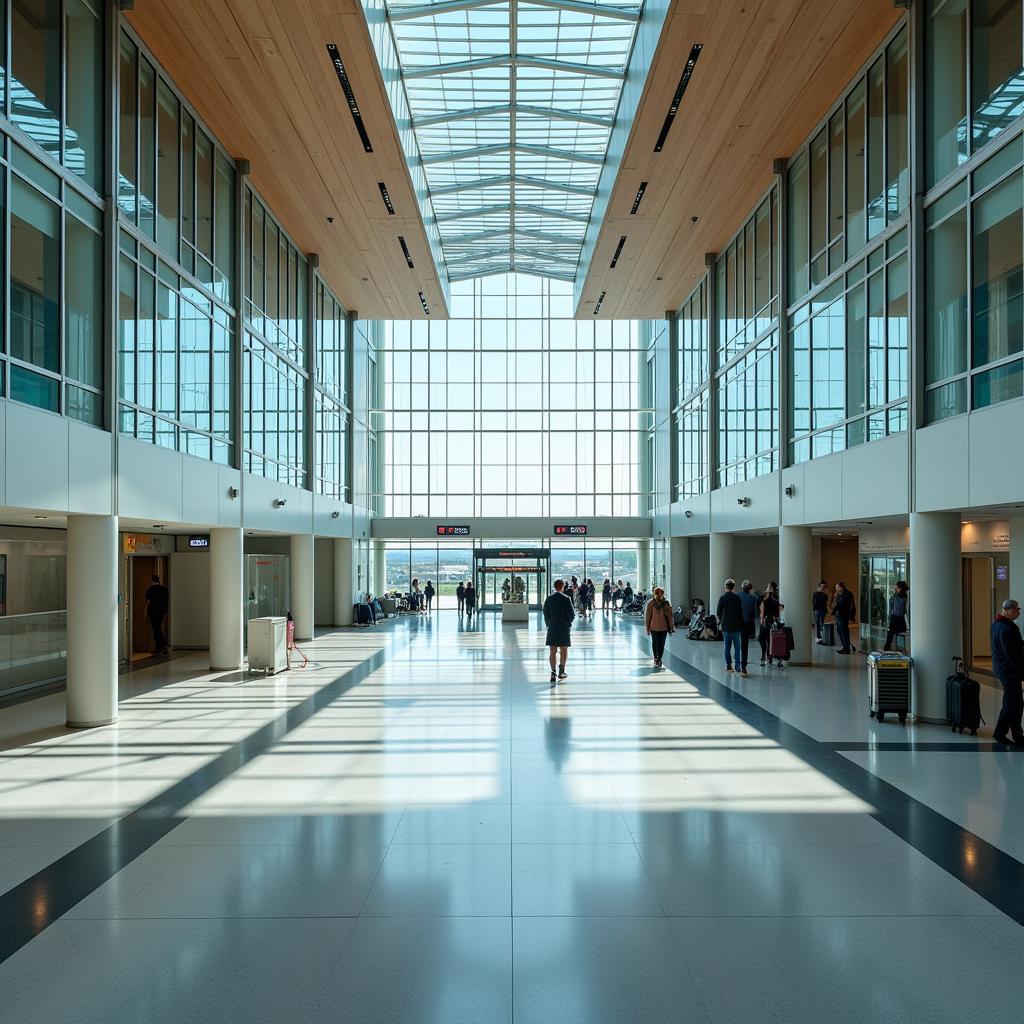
<box><xmin>645</xmin><ymin>586</ymin><xmax>675</xmax><ymax>667</ymax></box>
<box><xmin>883</xmin><ymin>581</ymin><xmax>908</xmax><ymax>651</ymax></box>
<box><xmin>758</xmin><ymin>582</ymin><xmax>784</xmax><ymax>666</ymax></box>
<box><xmin>716</xmin><ymin>579</ymin><xmax>745</xmax><ymax>673</ymax></box>
<box><xmin>832</xmin><ymin>581</ymin><xmax>857</xmax><ymax>654</ymax></box>
<box><xmin>812</xmin><ymin>581</ymin><xmax>829</xmax><ymax>644</ymax></box>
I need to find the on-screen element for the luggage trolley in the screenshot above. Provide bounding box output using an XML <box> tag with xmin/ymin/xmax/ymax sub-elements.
<box><xmin>867</xmin><ymin>651</ymin><xmax>912</xmax><ymax>725</ymax></box>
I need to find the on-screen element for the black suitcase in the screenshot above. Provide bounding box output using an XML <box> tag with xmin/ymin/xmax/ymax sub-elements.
<box><xmin>821</xmin><ymin>621</ymin><xmax>835</xmax><ymax>646</ymax></box>
<box><xmin>353</xmin><ymin>603</ymin><xmax>373</xmax><ymax>627</ymax></box>
<box><xmin>947</xmin><ymin>657</ymin><xmax>982</xmax><ymax>736</ymax></box>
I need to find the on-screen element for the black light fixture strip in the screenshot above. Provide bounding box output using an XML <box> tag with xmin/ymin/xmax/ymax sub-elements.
<box><xmin>630</xmin><ymin>181</ymin><xmax>648</xmax><ymax>215</ymax></box>
<box><xmin>378</xmin><ymin>181</ymin><xmax>396</xmax><ymax>215</ymax></box>
<box><xmin>326</xmin><ymin>43</ymin><xmax>373</xmax><ymax>153</ymax></box>
<box><xmin>418</xmin><ymin>291</ymin><xmax>430</xmax><ymax>315</ymax></box>
<box><xmin>398</xmin><ymin>236</ymin><xmax>415</xmax><ymax>268</ymax></box>
<box><xmin>609</xmin><ymin>235</ymin><xmax>627</xmax><ymax>268</ymax></box>
<box><xmin>593</xmin><ymin>290</ymin><xmax>606</xmax><ymax>315</ymax></box>
<box><xmin>653</xmin><ymin>43</ymin><xmax>702</xmax><ymax>153</ymax></box>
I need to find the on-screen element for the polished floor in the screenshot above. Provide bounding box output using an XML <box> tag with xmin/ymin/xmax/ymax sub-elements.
<box><xmin>1</xmin><ymin>611</ymin><xmax>1023</xmax><ymax>1022</ymax></box>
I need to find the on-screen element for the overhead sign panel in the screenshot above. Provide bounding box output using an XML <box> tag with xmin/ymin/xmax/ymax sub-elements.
<box><xmin>553</xmin><ymin>524</ymin><xmax>588</xmax><ymax>536</ymax></box>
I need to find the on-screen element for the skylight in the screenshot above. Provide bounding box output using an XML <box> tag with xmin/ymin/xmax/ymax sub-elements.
<box><xmin>383</xmin><ymin>0</ymin><xmax>643</xmax><ymax>282</ymax></box>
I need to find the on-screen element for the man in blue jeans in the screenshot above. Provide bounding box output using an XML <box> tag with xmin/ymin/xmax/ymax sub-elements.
<box><xmin>716</xmin><ymin>579</ymin><xmax>745</xmax><ymax>674</ymax></box>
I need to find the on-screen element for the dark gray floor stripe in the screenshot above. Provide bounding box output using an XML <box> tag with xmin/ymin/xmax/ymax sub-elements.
<box><xmin>828</xmin><ymin>741</ymin><xmax>1004</xmax><ymax>752</ymax></box>
<box><xmin>638</xmin><ymin>630</ymin><xmax>1024</xmax><ymax>926</ymax></box>
<box><xmin>0</xmin><ymin>634</ymin><xmax>406</xmax><ymax>966</ymax></box>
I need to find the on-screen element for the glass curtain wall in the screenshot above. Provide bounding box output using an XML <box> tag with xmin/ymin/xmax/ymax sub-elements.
<box><xmin>715</xmin><ymin>187</ymin><xmax>781</xmax><ymax>485</ymax></box>
<box><xmin>377</xmin><ymin>274</ymin><xmax>646</xmax><ymax>517</ymax></box>
<box><xmin>242</xmin><ymin>187</ymin><xmax>307</xmax><ymax>486</ymax></box>
<box><xmin>675</xmin><ymin>279</ymin><xmax>710</xmax><ymax>498</ymax></box>
<box><xmin>314</xmin><ymin>278</ymin><xmax>350</xmax><ymax>501</ymax></box>
<box><xmin>788</xmin><ymin>24</ymin><xmax>910</xmax><ymax>462</ymax></box>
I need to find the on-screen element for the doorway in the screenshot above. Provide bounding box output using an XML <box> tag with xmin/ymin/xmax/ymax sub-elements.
<box><xmin>129</xmin><ymin>554</ymin><xmax>170</xmax><ymax>661</ymax></box>
<box><xmin>963</xmin><ymin>555</ymin><xmax>997</xmax><ymax>673</ymax></box>
<box><xmin>473</xmin><ymin>547</ymin><xmax>550</xmax><ymax>610</ymax></box>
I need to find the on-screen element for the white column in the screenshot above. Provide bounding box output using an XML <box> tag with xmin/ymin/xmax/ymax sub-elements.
<box><xmin>709</xmin><ymin>532</ymin><xmax>734</xmax><ymax>605</ymax></box>
<box><xmin>334</xmin><ymin>537</ymin><xmax>354</xmax><ymax>626</ymax></box>
<box><xmin>637</xmin><ymin>540</ymin><xmax>651</xmax><ymax>591</ymax></box>
<box><xmin>209</xmin><ymin>527</ymin><xmax>244</xmax><ymax>670</ymax></box>
<box><xmin>1010</xmin><ymin>518</ymin><xmax>1024</xmax><ymax>605</ymax></box>
<box><xmin>779</xmin><ymin>525</ymin><xmax>813</xmax><ymax>665</ymax></box>
<box><xmin>910</xmin><ymin>511</ymin><xmax>962</xmax><ymax>722</ymax></box>
<box><xmin>670</xmin><ymin>536</ymin><xmax>690</xmax><ymax>607</ymax></box>
<box><xmin>373</xmin><ymin>541</ymin><xmax>386</xmax><ymax>596</ymax></box>
<box><xmin>290</xmin><ymin>533</ymin><xmax>315</xmax><ymax>640</ymax></box>
<box><xmin>66</xmin><ymin>514</ymin><xmax>118</xmax><ymax>728</ymax></box>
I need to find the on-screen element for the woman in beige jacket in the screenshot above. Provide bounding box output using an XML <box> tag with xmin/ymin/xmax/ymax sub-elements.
<box><xmin>645</xmin><ymin>586</ymin><xmax>675</xmax><ymax>667</ymax></box>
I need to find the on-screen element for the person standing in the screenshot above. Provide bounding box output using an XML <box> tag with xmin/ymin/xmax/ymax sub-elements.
<box><xmin>424</xmin><ymin>580</ymin><xmax>435</xmax><ymax>613</ymax></box>
<box><xmin>144</xmin><ymin>574</ymin><xmax>170</xmax><ymax>656</ymax></box>
<box><xmin>738</xmin><ymin>580</ymin><xmax>758</xmax><ymax>677</ymax></box>
<box><xmin>543</xmin><ymin>579</ymin><xmax>576</xmax><ymax>684</ymax></box>
<box><xmin>716</xmin><ymin>579</ymin><xmax>745</xmax><ymax>673</ymax></box>
<box><xmin>991</xmin><ymin>598</ymin><xmax>1024</xmax><ymax>746</ymax></box>
<box><xmin>758</xmin><ymin>582</ymin><xmax>784</xmax><ymax>666</ymax></box>
<box><xmin>812</xmin><ymin>581</ymin><xmax>829</xmax><ymax>644</ymax></box>
<box><xmin>832</xmin><ymin>581</ymin><xmax>856</xmax><ymax>654</ymax></box>
<box><xmin>602</xmin><ymin>578</ymin><xmax>612</xmax><ymax>611</ymax></box>
<box><xmin>623</xmin><ymin>582</ymin><xmax>634</xmax><ymax>610</ymax></box>
<box><xmin>456</xmin><ymin>581</ymin><xmax>466</xmax><ymax>616</ymax></box>
<box><xmin>882</xmin><ymin>581</ymin><xmax>908</xmax><ymax>651</ymax></box>
<box><xmin>464</xmin><ymin>581</ymin><xmax>477</xmax><ymax>620</ymax></box>
<box><xmin>645</xmin><ymin>586</ymin><xmax>675</xmax><ymax>667</ymax></box>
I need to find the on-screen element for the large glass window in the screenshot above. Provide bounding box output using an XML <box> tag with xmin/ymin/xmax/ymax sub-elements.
<box><xmin>789</xmin><ymin>25</ymin><xmax>909</xmax><ymax>303</ymax></box>
<box><xmin>377</xmin><ymin>274</ymin><xmax>645</xmax><ymax>517</ymax></box>
<box><xmin>314</xmin><ymin>277</ymin><xmax>350</xmax><ymax>502</ymax></box>
<box><xmin>718</xmin><ymin>332</ymin><xmax>779</xmax><ymax>485</ymax></box>
<box><xmin>927</xmin><ymin>0</ymin><xmax>1024</xmax><ymax>186</ymax></box>
<box><xmin>925</xmin><ymin>141</ymin><xmax>1024</xmax><ymax>419</ymax></box>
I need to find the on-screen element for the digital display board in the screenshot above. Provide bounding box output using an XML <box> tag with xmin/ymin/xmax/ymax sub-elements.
<box><xmin>188</xmin><ymin>536</ymin><xmax>210</xmax><ymax>549</ymax></box>
<box><xmin>437</xmin><ymin>525</ymin><xmax>470</xmax><ymax>536</ymax></box>
<box><xmin>553</xmin><ymin>524</ymin><xmax>588</xmax><ymax>536</ymax></box>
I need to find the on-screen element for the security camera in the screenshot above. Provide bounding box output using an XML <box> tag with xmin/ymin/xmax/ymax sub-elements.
<box><xmin>274</xmin><ymin>498</ymin><xmax>287</xmax><ymax>508</ymax></box>
<box><xmin>737</xmin><ymin>497</ymin><xmax>751</xmax><ymax>507</ymax></box>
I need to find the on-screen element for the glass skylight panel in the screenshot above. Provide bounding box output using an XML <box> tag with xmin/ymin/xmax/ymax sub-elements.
<box><xmin>384</xmin><ymin>0</ymin><xmax>642</xmax><ymax>279</ymax></box>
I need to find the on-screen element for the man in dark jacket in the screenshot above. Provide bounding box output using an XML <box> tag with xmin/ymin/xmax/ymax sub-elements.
<box><xmin>991</xmin><ymin>599</ymin><xmax>1024</xmax><ymax>746</ymax></box>
<box><xmin>456</xmin><ymin>582</ymin><xmax>466</xmax><ymax>616</ymax></box>
<box><xmin>543</xmin><ymin>579</ymin><xmax>576</xmax><ymax>684</ymax></box>
<box><xmin>716</xmin><ymin>579</ymin><xmax>745</xmax><ymax>673</ymax></box>
<box><xmin>832</xmin><ymin>582</ymin><xmax>856</xmax><ymax>655</ymax></box>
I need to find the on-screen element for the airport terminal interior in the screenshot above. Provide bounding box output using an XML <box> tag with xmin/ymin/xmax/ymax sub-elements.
<box><xmin>3</xmin><ymin>0</ymin><xmax>1024</xmax><ymax>1020</ymax></box>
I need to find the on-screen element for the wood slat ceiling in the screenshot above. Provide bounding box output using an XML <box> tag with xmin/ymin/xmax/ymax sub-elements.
<box><xmin>126</xmin><ymin>0</ymin><xmax>448</xmax><ymax>319</ymax></box>
<box><xmin>577</xmin><ymin>0</ymin><xmax>901</xmax><ymax>319</ymax></box>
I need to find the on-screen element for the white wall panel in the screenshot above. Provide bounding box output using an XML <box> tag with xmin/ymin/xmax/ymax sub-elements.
<box><xmin>915</xmin><ymin>418</ymin><xmax>968</xmax><ymax>512</ymax></box>
<box><xmin>6</xmin><ymin>405</ymin><xmax>69</xmax><ymax>511</ymax></box>
<box><xmin>710</xmin><ymin>474</ymin><xmax>779</xmax><ymax>533</ymax></box>
<box><xmin>968</xmin><ymin>398</ymin><xmax>1024</xmax><ymax>507</ymax></box>
<box><xmin>117</xmin><ymin>436</ymin><xmax>183</xmax><ymax>521</ymax></box>
<box><xmin>800</xmin><ymin>454</ymin><xmax>844</xmax><ymax>524</ymax></box>
<box><xmin>241</xmin><ymin>473</ymin><xmax>314</xmax><ymax>534</ymax></box>
<box><xmin>169</xmin><ymin>551</ymin><xmax>210</xmax><ymax>647</ymax></box>
<box><xmin>841</xmin><ymin>434</ymin><xmax>910</xmax><ymax>520</ymax></box>
<box><xmin>181</xmin><ymin>457</ymin><xmax>222</xmax><ymax>527</ymax></box>
<box><xmin>68</xmin><ymin>421</ymin><xmax>113</xmax><ymax>515</ymax></box>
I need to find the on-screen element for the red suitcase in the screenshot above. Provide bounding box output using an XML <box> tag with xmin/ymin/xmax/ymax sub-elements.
<box><xmin>769</xmin><ymin>627</ymin><xmax>789</xmax><ymax>661</ymax></box>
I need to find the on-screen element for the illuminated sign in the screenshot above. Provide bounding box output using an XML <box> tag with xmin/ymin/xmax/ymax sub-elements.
<box><xmin>437</xmin><ymin>525</ymin><xmax>470</xmax><ymax>536</ymax></box>
<box><xmin>189</xmin><ymin>536</ymin><xmax>210</xmax><ymax>549</ymax></box>
<box><xmin>479</xmin><ymin>565</ymin><xmax>545</xmax><ymax>574</ymax></box>
<box><xmin>554</xmin><ymin>524</ymin><xmax>588</xmax><ymax>536</ymax></box>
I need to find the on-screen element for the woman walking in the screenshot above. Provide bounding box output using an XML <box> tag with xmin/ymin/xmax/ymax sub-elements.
<box><xmin>758</xmin><ymin>582</ymin><xmax>785</xmax><ymax>666</ymax></box>
<box><xmin>645</xmin><ymin>586</ymin><xmax>676</xmax><ymax>668</ymax></box>
<box><xmin>883</xmin><ymin>581</ymin><xmax>909</xmax><ymax>651</ymax></box>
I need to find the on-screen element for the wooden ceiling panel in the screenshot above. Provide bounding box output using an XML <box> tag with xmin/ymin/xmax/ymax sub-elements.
<box><xmin>127</xmin><ymin>0</ymin><xmax>448</xmax><ymax>318</ymax></box>
<box><xmin>577</xmin><ymin>0</ymin><xmax>900</xmax><ymax>318</ymax></box>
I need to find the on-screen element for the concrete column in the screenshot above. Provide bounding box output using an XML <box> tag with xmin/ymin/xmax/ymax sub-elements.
<box><xmin>709</xmin><ymin>532</ymin><xmax>734</xmax><ymax>605</ymax></box>
<box><xmin>779</xmin><ymin>525</ymin><xmax>813</xmax><ymax>665</ymax></box>
<box><xmin>210</xmin><ymin>527</ymin><xmax>244</xmax><ymax>670</ymax></box>
<box><xmin>910</xmin><ymin>511</ymin><xmax>962</xmax><ymax>722</ymax></box>
<box><xmin>637</xmin><ymin>540</ymin><xmax>651</xmax><ymax>591</ymax></box>
<box><xmin>290</xmin><ymin>533</ymin><xmax>315</xmax><ymax>641</ymax></box>
<box><xmin>373</xmin><ymin>541</ymin><xmax>386</xmax><ymax>596</ymax></box>
<box><xmin>670</xmin><ymin>536</ymin><xmax>690</xmax><ymax>607</ymax></box>
<box><xmin>1010</xmin><ymin>518</ymin><xmax>1024</xmax><ymax>605</ymax></box>
<box><xmin>334</xmin><ymin>537</ymin><xmax>354</xmax><ymax>626</ymax></box>
<box><xmin>66</xmin><ymin>514</ymin><xmax>118</xmax><ymax>728</ymax></box>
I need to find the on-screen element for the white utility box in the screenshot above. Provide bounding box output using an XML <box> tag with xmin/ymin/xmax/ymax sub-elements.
<box><xmin>502</xmin><ymin>602</ymin><xmax>529</xmax><ymax>623</ymax></box>
<box><xmin>248</xmin><ymin>616</ymin><xmax>288</xmax><ymax>673</ymax></box>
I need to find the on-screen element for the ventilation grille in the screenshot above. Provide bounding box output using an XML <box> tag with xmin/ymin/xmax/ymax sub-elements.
<box><xmin>630</xmin><ymin>181</ymin><xmax>648</xmax><ymax>215</ymax></box>
<box><xmin>378</xmin><ymin>181</ymin><xmax>396</xmax><ymax>215</ymax></box>
<box><xmin>398</xmin><ymin>236</ymin><xmax>414</xmax><ymax>268</ymax></box>
<box><xmin>418</xmin><ymin>291</ymin><xmax>430</xmax><ymax>315</ymax></box>
<box><xmin>609</xmin><ymin>236</ymin><xmax>626</xmax><ymax>268</ymax></box>
<box><xmin>593</xmin><ymin>290</ymin><xmax>606</xmax><ymax>315</ymax></box>
<box><xmin>653</xmin><ymin>43</ymin><xmax>702</xmax><ymax>153</ymax></box>
<box><xmin>326</xmin><ymin>43</ymin><xmax>373</xmax><ymax>153</ymax></box>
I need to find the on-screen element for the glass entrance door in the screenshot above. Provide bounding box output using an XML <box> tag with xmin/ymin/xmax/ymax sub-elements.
<box><xmin>473</xmin><ymin>548</ymin><xmax>550</xmax><ymax>610</ymax></box>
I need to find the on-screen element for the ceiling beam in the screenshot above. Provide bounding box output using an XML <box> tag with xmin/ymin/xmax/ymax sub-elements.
<box><xmin>389</xmin><ymin>0</ymin><xmax>640</xmax><ymax>23</ymax></box>
<box><xmin>414</xmin><ymin>102</ymin><xmax>612</xmax><ymax>128</ymax></box>
<box><xmin>422</xmin><ymin>142</ymin><xmax>605</xmax><ymax>166</ymax></box>
<box><xmin>403</xmin><ymin>55</ymin><xmax>624</xmax><ymax>80</ymax></box>
<box><xmin>434</xmin><ymin>202</ymin><xmax>589</xmax><ymax>224</ymax></box>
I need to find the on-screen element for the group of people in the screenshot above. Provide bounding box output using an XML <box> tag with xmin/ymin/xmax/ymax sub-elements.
<box><xmin>455</xmin><ymin>581</ymin><xmax>478</xmax><ymax>618</ymax></box>
<box><xmin>715</xmin><ymin>579</ymin><xmax>783</xmax><ymax>675</ymax></box>
<box><xmin>810</xmin><ymin>580</ymin><xmax>861</xmax><ymax>654</ymax></box>
<box><xmin>407</xmin><ymin>578</ymin><xmax>436</xmax><ymax>612</ymax></box>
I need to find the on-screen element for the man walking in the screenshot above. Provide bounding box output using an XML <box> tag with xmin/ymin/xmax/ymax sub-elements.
<box><xmin>832</xmin><ymin>581</ymin><xmax>857</xmax><ymax>654</ymax></box>
<box><xmin>738</xmin><ymin>580</ymin><xmax>758</xmax><ymax>677</ymax></box>
<box><xmin>456</xmin><ymin>581</ymin><xmax>466</xmax><ymax>616</ymax></box>
<box><xmin>992</xmin><ymin>598</ymin><xmax>1024</xmax><ymax>746</ymax></box>
<box><xmin>543</xmin><ymin>579</ymin><xmax>575</xmax><ymax>684</ymax></box>
<box><xmin>144</xmin><ymin>574</ymin><xmax>170</xmax><ymax>656</ymax></box>
<box><xmin>716</xmin><ymin>578</ymin><xmax>744</xmax><ymax>674</ymax></box>
<box><xmin>812</xmin><ymin>581</ymin><xmax>829</xmax><ymax>644</ymax></box>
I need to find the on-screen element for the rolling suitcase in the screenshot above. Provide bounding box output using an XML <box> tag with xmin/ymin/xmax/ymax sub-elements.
<box><xmin>769</xmin><ymin>626</ymin><xmax>789</xmax><ymax>662</ymax></box>
<box><xmin>821</xmin><ymin>621</ymin><xmax>835</xmax><ymax>646</ymax></box>
<box><xmin>946</xmin><ymin>657</ymin><xmax>982</xmax><ymax>736</ymax></box>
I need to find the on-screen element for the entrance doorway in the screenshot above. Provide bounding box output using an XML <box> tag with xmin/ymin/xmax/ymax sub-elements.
<box><xmin>128</xmin><ymin>554</ymin><xmax>170</xmax><ymax>661</ymax></box>
<box><xmin>962</xmin><ymin>554</ymin><xmax>1009</xmax><ymax>674</ymax></box>
<box><xmin>473</xmin><ymin>547</ymin><xmax>550</xmax><ymax>610</ymax></box>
